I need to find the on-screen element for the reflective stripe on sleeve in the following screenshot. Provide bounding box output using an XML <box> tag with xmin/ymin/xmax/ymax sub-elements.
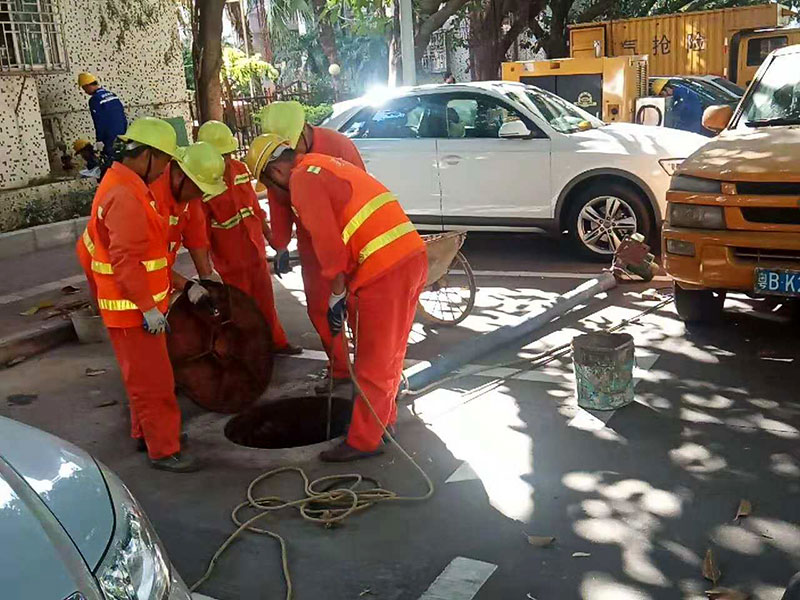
<box><xmin>82</xmin><ymin>229</ymin><xmax>95</xmax><ymax>255</ymax></box>
<box><xmin>234</xmin><ymin>173</ymin><xmax>251</xmax><ymax>185</ymax></box>
<box><xmin>90</xmin><ymin>257</ymin><xmax>168</xmax><ymax>275</ymax></box>
<box><xmin>210</xmin><ymin>207</ymin><xmax>256</xmax><ymax>229</ymax></box>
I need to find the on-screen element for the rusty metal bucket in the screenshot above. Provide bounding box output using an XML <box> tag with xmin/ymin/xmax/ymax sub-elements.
<box><xmin>167</xmin><ymin>282</ymin><xmax>273</xmax><ymax>413</ymax></box>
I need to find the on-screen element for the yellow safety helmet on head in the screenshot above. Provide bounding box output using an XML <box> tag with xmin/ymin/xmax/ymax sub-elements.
<box><xmin>73</xmin><ymin>139</ymin><xmax>92</xmax><ymax>153</ymax></box>
<box><xmin>197</xmin><ymin>120</ymin><xmax>239</xmax><ymax>155</ymax></box>
<box><xmin>175</xmin><ymin>142</ymin><xmax>227</xmax><ymax>198</ymax></box>
<box><xmin>118</xmin><ymin>117</ymin><xmax>179</xmax><ymax>159</ymax></box>
<box><xmin>260</xmin><ymin>101</ymin><xmax>306</xmax><ymax>149</ymax></box>
<box><xmin>78</xmin><ymin>72</ymin><xmax>98</xmax><ymax>88</ymax></box>
<box><xmin>651</xmin><ymin>78</ymin><xmax>669</xmax><ymax>96</ymax></box>
<box><xmin>245</xmin><ymin>133</ymin><xmax>292</xmax><ymax>191</ymax></box>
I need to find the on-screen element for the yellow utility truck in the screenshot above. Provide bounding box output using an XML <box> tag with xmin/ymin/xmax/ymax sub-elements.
<box><xmin>569</xmin><ymin>3</ymin><xmax>798</xmax><ymax>87</ymax></box>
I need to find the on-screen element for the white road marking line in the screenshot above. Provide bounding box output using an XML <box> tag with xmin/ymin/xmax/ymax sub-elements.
<box><xmin>568</xmin><ymin>408</ymin><xmax>616</xmax><ymax>431</ymax></box>
<box><xmin>418</xmin><ymin>556</ymin><xmax>497</xmax><ymax>600</ymax></box>
<box><xmin>446</xmin><ymin>461</ymin><xmax>480</xmax><ymax>483</ymax></box>
<box><xmin>192</xmin><ymin>594</ymin><xmax>221</xmax><ymax>600</ymax></box>
<box><xmin>0</xmin><ymin>274</ymin><xmax>86</xmax><ymax>306</ymax></box>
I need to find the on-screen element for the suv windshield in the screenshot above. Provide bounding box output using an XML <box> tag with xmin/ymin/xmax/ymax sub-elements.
<box><xmin>512</xmin><ymin>86</ymin><xmax>605</xmax><ymax>134</ymax></box>
<box><xmin>739</xmin><ymin>54</ymin><xmax>800</xmax><ymax>127</ymax></box>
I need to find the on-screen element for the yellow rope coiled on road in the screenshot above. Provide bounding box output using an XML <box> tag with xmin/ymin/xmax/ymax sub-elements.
<box><xmin>190</xmin><ymin>325</ymin><xmax>434</xmax><ymax>600</ymax></box>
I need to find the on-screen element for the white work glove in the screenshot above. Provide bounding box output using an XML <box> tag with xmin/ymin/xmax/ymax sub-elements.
<box><xmin>202</xmin><ymin>270</ymin><xmax>223</xmax><ymax>284</ymax></box>
<box><xmin>185</xmin><ymin>280</ymin><xmax>210</xmax><ymax>305</ymax></box>
<box><xmin>95</xmin><ymin>141</ymin><xmax>104</xmax><ymax>152</ymax></box>
<box><xmin>142</xmin><ymin>307</ymin><xmax>168</xmax><ymax>335</ymax></box>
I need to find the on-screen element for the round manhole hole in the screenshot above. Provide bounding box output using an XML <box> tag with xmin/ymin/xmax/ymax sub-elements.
<box><xmin>224</xmin><ymin>395</ymin><xmax>352</xmax><ymax>449</ymax></box>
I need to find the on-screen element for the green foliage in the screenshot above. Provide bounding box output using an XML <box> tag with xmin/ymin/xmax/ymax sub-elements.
<box><xmin>303</xmin><ymin>103</ymin><xmax>334</xmax><ymax>125</ymax></box>
<box><xmin>99</xmin><ymin>0</ymin><xmax>175</xmax><ymax>50</ymax></box>
<box><xmin>222</xmin><ymin>46</ymin><xmax>280</xmax><ymax>95</ymax></box>
<box><xmin>182</xmin><ymin>42</ymin><xmax>195</xmax><ymax>90</ymax></box>
<box><xmin>17</xmin><ymin>190</ymin><xmax>95</xmax><ymax>230</ymax></box>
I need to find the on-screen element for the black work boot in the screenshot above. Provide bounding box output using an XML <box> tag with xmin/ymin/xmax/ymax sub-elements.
<box><xmin>150</xmin><ymin>451</ymin><xmax>199</xmax><ymax>473</ymax></box>
<box><xmin>319</xmin><ymin>441</ymin><xmax>384</xmax><ymax>463</ymax></box>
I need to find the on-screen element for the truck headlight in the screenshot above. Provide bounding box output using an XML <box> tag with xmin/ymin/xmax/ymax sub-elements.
<box><xmin>669</xmin><ymin>175</ymin><xmax>722</xmax><ymax>193</ymax></box>
<box><xmin>668</xmin><ymin>203</ymin><xmax>726</xmax><ymax>229</ymax></box>
<box><xmin>658</xmin><ymin>158</ymin><xmax>685</xmax><ymax>176</ymax></box>
<box><xmin>95</xmin><ymin>465</ymin><xmax>189</xmax><ymax>600</ymax></box>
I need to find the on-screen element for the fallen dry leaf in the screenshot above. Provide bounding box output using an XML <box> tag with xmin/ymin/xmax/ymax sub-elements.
<box><xmin>94</xmin><ymin>398</ymin><xmax>118</xmax><ymax>408</ymax></box>
<box><xmin>734</xmin><ymin>499</ymin><xmax>752</xmax><ymax>523</ymax></box>
<box><xmin>527</xmin><ymin>535</ymin><xmax>555</xmax><ymax>547</ymax></box>
<box><xmin>703</xmin><ymin>549</ymin><xmax>722</xmax><ymax>586</ymax></box>
<box><xmin>85</xmin><ymin>367</ymin><xmax>107</xmax><ymax>377</ymax></box>
<box><xmin>572</xmin><ymin>552</ymin><xmax>591</xmax><ymax>558</ymax></box>
<box><xmin>61</xmin><ymin>285</ymin><xmax>80</xmax><ymax>295</ymax></box>
<box><xmin>19</xmin><ymin>300</ymin><xmax>54</xmax><ymax>316</ymax></box>
<box><xmin>706</xmin><ymin>587</ymin><xmax>749</xmax><ymax>599</ymax></box>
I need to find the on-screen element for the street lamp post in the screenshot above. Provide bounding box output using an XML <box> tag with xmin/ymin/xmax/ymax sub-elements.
<box><xmin>398</xmin><ymin>0</ymin><xmax>416</xmax><ymax>86</ymax></box>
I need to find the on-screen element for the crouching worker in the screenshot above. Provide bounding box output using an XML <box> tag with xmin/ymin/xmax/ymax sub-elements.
<box><xmin>247</xmin><ymin>134</ymin><xmax>427</xmax><ymax>462</ymax></box>
<box><xmin>196</xmin><ymin>120</ymin><xmax>300</xmax><ymax>354</ymax></box>
<box><xmin>77</xmin><ymin>117</ymin><xmax>197</xmax><ymax>473</ymax></box>
<box><xmin>149</xmin><ymin>140</ymin><xmax>227</xmax><ymax>303</ymax></box>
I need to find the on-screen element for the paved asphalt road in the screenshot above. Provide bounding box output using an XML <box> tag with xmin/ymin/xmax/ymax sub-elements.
<box><xmin>1</xmin><ymin>232</ymin><xmax>799</xmax><ymax>600</ymax></box>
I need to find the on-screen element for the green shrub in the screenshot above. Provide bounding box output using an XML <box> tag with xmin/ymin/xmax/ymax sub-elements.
<box><xmin>61</xmin><ymin>190</ymin><xmax>94</xmax><ymax>220</ymax></box>
<box><xmin>19</xmin><ymin>196</ymin><xmax>59</xmax><ymax>228</ymax></box>
<box><xmin>16</xmin><ymin>189</ymin><xmax>94</xmax><ymax>230</ymax></box>
<box><xmin>303</xmin><ymin>103</ymin><xmax>334</xmax><ymax>126</ymax></box>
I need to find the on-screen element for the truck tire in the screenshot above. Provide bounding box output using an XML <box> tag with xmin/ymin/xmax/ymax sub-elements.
<box><xmin>567</xmin><ymin>181</ymin><xmax>653</xmax><ymax>261</ymax></box>
<box><xmin>673</xmin><ymin>283</ymin><xmax>726</xmax><ymax>323</ymax></box>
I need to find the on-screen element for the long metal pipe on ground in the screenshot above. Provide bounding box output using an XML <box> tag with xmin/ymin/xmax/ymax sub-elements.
<box><xmin>404</xmin><ymin>271</ymin><xmax>618</xmax><ymax>393</ymax></box>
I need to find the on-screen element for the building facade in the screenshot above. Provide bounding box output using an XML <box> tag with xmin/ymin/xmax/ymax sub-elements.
<box><xmin>0</xmin><ymin>0</ymin><xmax>191</xmax><ymax>230</ymax></box>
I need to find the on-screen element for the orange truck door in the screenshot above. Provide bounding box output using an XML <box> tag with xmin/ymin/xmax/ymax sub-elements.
<box><xmin>571</xmin><ymin>26</ymin><xmax>605</xmax><ymax>58</ymax></box>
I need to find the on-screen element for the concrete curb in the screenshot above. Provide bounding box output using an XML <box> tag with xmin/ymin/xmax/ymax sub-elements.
<box><xmin>0</xmin><ymin>217</ymin><xmax>89</xmax><ymax>260</ymax></box>
<box><xmin>0</xmin><ymin>319</ymin><xmax>76</xmax><ymax>368</ymax></box>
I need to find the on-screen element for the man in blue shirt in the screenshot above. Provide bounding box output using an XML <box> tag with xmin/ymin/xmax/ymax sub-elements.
<box><xmin>78</xmin><ymin>72</ymin><xmax>127</xmax><ymax>158</ymax></box>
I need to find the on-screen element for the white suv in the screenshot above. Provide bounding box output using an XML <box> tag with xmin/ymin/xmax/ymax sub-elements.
<box><xmin>325</xmin><ymin>81</ymin><xmax>708</xmax><ymax>258</ymax></box>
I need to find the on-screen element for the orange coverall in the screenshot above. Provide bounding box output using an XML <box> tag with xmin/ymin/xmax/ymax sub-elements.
<box><xmin>150</xmin><ymin>162</ymin><xmax>209</xmax><ymax>270</ymax></box>
<box><xmin>199</xmin><ymin>159</ymin><xmax>289</xmax><ymax>349</ymax></box>
<box><xmin>289</xmin><ymin>156</ymin><xmax>427</xmax><ymax>452</ymax></box>
<box><xmin>269</xmin><ymin>127</ymin><xmax>365</xmax><ymax>377</ymax></box>
<box><xmin>78</xmin><ymin>162</ymin><xmax>181</xmax><ymax>459</ymax></box>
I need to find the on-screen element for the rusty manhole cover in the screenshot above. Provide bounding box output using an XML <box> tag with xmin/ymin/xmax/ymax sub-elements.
<box><xmin>167</xmin><ymin>282</ymin><xmax>273</xmax><ymax>413</ymax></box>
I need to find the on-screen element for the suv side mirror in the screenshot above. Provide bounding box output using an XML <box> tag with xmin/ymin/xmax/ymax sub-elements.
<box><xmin>499</xmin><ymin>120</ymin><xmax>531</xmax><ymax>138</ymax></box>
<box><xmin>702</xmin><ymin>104</ymin><xmax>734</xmax><ymax>133</ymax></box>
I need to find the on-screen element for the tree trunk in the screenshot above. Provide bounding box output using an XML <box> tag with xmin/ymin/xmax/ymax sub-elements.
<box><xmin>310</xmin><ymin>0</ymin><xmax>339</xmax><ymax>66</ymax></box>
<box><xmin>193</xmin><ymin>0</ymin><xmax>226</xmax><ymax>122</ymax></box>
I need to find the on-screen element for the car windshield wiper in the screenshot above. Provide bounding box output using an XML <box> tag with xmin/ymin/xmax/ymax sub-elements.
<box><xmin>745</xmin><ymin>116</ymin><xmax>800</xmax><ymax>127</ymax></box>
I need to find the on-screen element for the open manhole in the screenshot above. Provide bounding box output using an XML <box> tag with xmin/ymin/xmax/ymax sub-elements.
<box><xmin>224</xmin><ymin>395</ymin><xmax>353</xmax><ymax>449</ymax></box>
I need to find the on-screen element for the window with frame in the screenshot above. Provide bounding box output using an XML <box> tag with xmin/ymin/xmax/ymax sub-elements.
<box><xmin>343</xmin><ymin>96</ymin><xmax>445</xmax><ymax>139</ymax></box>
<box><xmin>0</xmin><ymin>0</ymin><xmax>66</xmax><ymax>73</ymax></box>
<box><xmin>442</xmin><ymin>95</ymin><xmax>527</xmax><ymax>138</ymax></box>
<box><xmin>746</xmin><ymin>36</ymin><xmax>788</xmax><ymax>67</ymax></box>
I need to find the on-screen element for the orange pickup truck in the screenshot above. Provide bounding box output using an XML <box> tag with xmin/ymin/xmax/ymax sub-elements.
<box><xmin>662</xmin><ymin>44</ymin><xmax>800</xmax><ymax>322</ymax></box>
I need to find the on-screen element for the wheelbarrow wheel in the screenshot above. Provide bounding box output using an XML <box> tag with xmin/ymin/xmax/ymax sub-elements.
<box><xmin>417</xmin><ymin>251</ymin><xmax>476</xmax><ymax>326</ymax></box>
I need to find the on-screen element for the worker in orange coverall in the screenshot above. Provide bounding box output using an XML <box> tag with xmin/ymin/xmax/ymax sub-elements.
<box><xmin>259</xmin><ymin>101</ymin><xmax>366</xmax><ymax>382</ymax></box>
<box><xmin>149</xmin><ymin>141</ymin><xmax>227</xmax><ymax>295</ymax></box>
<box><xmin>76</xmin><ymin>117</ymin><xmax>198</xmax><ymax>473</ymax></box>
<box><xmin>246</xmin><ymin>134</ymin><xmax>427</xmax><ymax>462</ymax></box>
<box><xmin>195</xmin><ymin>120</ymin><xmax>300</xmax><ymax>354</ymax></box>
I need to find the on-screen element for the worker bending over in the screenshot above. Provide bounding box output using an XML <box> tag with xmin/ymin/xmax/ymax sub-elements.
<box><xmin>247</xmin><ymin>134</ymin><xmax>427</xmax><ymax>462</ymax></box>
<box><xmin>77</xmin><ymin>117</ymin><xmax>196</xmax><ymax>473</ymax></box>
<box><xmin>196</xmin><ymin>120</ymin><xmax>300</xmax><ymax>354</ymax></box>
<box><xmin>259</xmin><ymin>101</ymin><xmax>366</xmax><ymax>379</ymax></box>
<box><xmin>150</xmin><ymin>141</ymin><xmax>227</xmax><ymax>303</ymax></box>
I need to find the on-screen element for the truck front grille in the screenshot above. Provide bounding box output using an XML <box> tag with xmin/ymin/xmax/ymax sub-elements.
<box><xmin>740</xmin><ymin>207</ymin><xmax>800</xmax><ymax>225</ymax></box>
<box><xmin>734</xmin><ymin>247</ymin><xmax>800</xmax><ymax>263</ymax></box>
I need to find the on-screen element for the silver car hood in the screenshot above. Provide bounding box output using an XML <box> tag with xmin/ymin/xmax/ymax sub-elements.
<box><xmin>0</xmin><ymin>417</ymin><xmax>114</xmax><ymax>573</ymax></box>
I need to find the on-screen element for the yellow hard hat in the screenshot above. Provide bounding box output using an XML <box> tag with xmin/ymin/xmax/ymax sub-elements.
<box><xmin>118</xmin><ymin>117</ymin><xmax>179</xmax><ymax>158</ymax></box>
<box><xmin>73</xmin><ymin>139</ymin><xmax>92</xmax><ymax>153</ymax></box>
<box><xmin>652</xmin><ymin>78</ymin><xmax>669</xmax><ymax>95</ymax></box>
<box><xmin>245</xmin><ymin>134</ymin><xmax>291</xmax><ymax>189</ymax></box>
<box><xmin>78</xmin><ymin>72</ymin><xmax>97</xmax><ymax>88</ymax></box>
<box><xmin>260</xmin><ymin>101</ymin><xmax>305</xmax><ymax>148</ymax></box>
<box><xmin>175</xmin><ymin>142</ymin><xmax>227</xmax><ymax>198</ymax></box>
<box><xmin>197</xmin><ymin>120</ymin><xmax>239</xmax><ymax>155</ymax></box>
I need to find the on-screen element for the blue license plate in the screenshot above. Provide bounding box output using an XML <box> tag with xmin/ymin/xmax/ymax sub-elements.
<box><xmin>755</xmin><ymin>268</ymin><xmax>800</xmax><ymax>296</ymax></box>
